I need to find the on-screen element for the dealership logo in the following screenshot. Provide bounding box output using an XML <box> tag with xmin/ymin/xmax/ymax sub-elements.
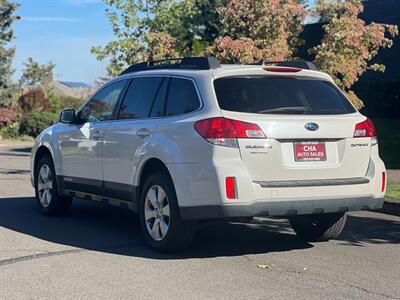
<box><xmin>305</xmin><ymin>122</ymin><xmax>319</xmax><ymax>131</ymax></box>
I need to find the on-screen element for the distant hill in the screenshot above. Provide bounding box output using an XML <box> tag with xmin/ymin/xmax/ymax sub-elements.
<box><xmin>49</xmin><ymin>81</ymin><xmax>95</xmax><ymax>99</ymax></box>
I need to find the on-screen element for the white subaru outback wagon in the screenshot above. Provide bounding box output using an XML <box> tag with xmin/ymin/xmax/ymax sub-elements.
<box><xmin>30</xmin><ymin>57</ymin><xmax>386</xmax><ymax>252</ymax></box>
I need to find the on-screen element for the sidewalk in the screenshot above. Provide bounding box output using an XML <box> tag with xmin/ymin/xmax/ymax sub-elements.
<box><xmin>0</xmin><ymin>140</ymin><xmax>34</xmax><ymax>149</ymax></box>
<box><xmin>0</xmin><ymin>140</ymin><xmax>34</xmax><ymax>197</ymax></box>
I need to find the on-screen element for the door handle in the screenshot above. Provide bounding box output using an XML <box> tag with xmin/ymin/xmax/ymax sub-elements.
<box><xmin>91</xmin><ymin>130</ymin><xmax>103</xmax><ymax>140</ymax></box>
<box><xmin>136</xmin><ymin>128</ymin><xmax>150</xmax><ymax>137</ymax></box>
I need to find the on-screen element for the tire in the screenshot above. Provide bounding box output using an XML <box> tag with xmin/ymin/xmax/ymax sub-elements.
<box><xmin>34</xmin><ymin>154</ymin><xmax>72</xmax><ymax>216</ymax></box>
<box><xmin>139</xmin><ymin>171</ymin><xmax>196</xmax><ymax>253</ymax></box>
<box><xmin>289</xmin><ymin>212</ymin><xmax>347</xmax><ymax>242</ymax></box>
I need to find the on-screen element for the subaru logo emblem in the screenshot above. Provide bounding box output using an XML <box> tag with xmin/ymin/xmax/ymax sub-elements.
<box><xmin>305</xmin><ymin>122</ymin><xmax>319</xmax><ymax>131</ymax></box>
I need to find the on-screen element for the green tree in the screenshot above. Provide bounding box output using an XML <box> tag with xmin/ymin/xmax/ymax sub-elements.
<box><xmin>91</xmin><ymin>0</ymin><xmax>220</xmax><ymax>76</ymax></box>
<box><xmin>190</xmin><ymin>0</ymin><xmax>220</xmax><ymax>50</ymax></box>
<box><xmin>20</xmin><ymin>57</ymin><xmax>56</xmax><ymax>86</ymax></box>
<box><xmin>147</xmin><ymin>0</ymin><xmax>220</xmax><ymax>55</ymax></box>
<box><xmin>93</xmin><ymin>0</ymin><xmax>307</xmax><ymax>68</ymax></box>
<box><xmin>0</xmin><ymin>0</ymin><xmax>19</xmax><ymax>107</ymax></box>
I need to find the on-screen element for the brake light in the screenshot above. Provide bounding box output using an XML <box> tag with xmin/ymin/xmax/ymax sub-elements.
<box><xmin>354</xmin><ymin>119</ymin><xmax>376</xmax><ymax>138</ymax></box>
<box><xmin>194</xmin><ymin>117</ymin><xmax>266</xmax><ymax>147</ymax></box>
<box><xmin>353</xmin><ymin>118</ymin><xmax>377</xmax><ymax>145</ymax></box>
<box><xmin>225</xmin><ymin>177</ymin><xmax>237</xmax><ymax>199</ymax></box>
<box><xmin>382</xmin><ymin>172</ymin><xmax>386</xmax><ymax>193</ymax></box>
<box><xmin>263</xmin><ymin>67</ymin><xmax>302</xmax><ymax>73</ymax></box>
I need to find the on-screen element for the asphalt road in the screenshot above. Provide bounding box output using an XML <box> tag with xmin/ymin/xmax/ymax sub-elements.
<box><xmin>1</xmin><ymin>143</ymin><xmax>399</xmax><ymax>299</ymax></box>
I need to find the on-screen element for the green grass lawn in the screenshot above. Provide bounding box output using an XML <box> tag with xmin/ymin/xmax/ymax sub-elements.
<box><xmin>386</xmin><ymin>181</ymin><xmax>400</xmax><ymax>201</ymax></box>
<box><xmin>371</xmin><ymin>119</ymin><xmax>400</xmax><ymax>200</ymax></box>
<box><xmin>372</xmin><ymin>118</ymin><xmax>400</xmax><ymax>170</ymax></box>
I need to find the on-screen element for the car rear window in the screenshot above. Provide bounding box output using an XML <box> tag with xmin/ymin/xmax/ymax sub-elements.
<box><xmin>214</xmin><ymin>76</ymin><xmax>356</xmax><ymax>115</ymax></box>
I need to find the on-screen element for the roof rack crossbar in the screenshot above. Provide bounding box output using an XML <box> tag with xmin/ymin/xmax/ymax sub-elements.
<box><xmin>120</xmin><ymin>57</ymin><xmax>221</xmax><ymax>75</ymax></box>
<box><xmin>254</xmin><ymin>60</ymin><xmax>317</xmax><ymax>71</ymax></box>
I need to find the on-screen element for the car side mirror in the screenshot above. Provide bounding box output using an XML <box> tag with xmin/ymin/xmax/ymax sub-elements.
<box><xmin>59</xmin><ymin>109</ymin><xmax>76</xmax><ymax>124</ymax></box>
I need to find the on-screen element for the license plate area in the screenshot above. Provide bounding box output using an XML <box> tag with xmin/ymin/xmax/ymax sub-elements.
<box><xmin>294</xmin><ymin>142</ymin><xmax>327</xmax><ymax>162</ymax></box>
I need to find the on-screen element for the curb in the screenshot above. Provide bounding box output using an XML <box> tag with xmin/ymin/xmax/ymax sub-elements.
<box><xmin>0</xmin><ymin>141</ymin><xmax>34</xmax><ymax>149</ymax></box>
<box><xmin>378</xmin><ymin>200</ymin><xmax>400</xmax><ymax>217</ymax></box>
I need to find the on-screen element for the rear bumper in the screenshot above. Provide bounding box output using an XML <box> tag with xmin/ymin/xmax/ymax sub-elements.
<box><xmin>180</xmin><ymin>196</ymin><xmax>384</xmax><ymax>220</ymax></box>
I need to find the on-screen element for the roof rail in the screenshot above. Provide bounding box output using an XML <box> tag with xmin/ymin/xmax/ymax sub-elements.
<box><xmin>255</xmin><ymin>60</ymin><xmax>317</xmax><ymax>71</ymax></box>
<box><xmin>120</xmin><ymin>57</ymin><xmax>221</xmax><ymax>75</ymax></box>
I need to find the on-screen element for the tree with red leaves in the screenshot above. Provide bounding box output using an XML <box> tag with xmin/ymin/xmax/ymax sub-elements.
<box><xmin>208</xmin><ymin>0</ymin><xmax>306</xmax><ymax>63</ymax></box>
<box><xmin>311</xmin><ymin>0</ymin><xmax>398</xmax><ymax>108</ymax></box>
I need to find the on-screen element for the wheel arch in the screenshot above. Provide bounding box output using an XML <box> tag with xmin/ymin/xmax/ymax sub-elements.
<box><xmin>33</xmin><ymin>145</ymin><xmax>56</xmax><ymax>186</ymax></box>
<box><xmin>34</xmin><ymin>146</ymin><xmax>53</xmax><ymax>172</ymax></box>
<box><xmin>137</xmin><ymin>158</ymin><xmax>174</xmax><ymax>197</ymax></box>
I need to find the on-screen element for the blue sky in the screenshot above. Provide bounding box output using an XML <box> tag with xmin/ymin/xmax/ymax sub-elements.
<box><xmin>12</xmin><ymin>0</ymin><xmax>113</xmax><ymax>84</ymax></box>
<box><xmin>12</xmin><ymin>0</ymin><xmax>315</xmax><ymax>85</ymax></box>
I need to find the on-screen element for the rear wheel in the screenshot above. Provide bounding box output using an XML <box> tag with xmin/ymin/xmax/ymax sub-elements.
<box><xmin>289</xmin><ymin>212</ymin><xmax>347</xmax><ymax>242</ymax></box>
<box><xmin>34</xmin><ymin>155</ymin><xmax>72</xmax><ymax>216</ymax></box>
<box><xmin>139</xmin><ymin>172</ymin><xmax>196</xmax><ymax>252</ymax></box>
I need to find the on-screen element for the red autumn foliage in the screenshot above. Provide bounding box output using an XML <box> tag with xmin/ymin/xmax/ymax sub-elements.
<box><xmin>0</xmin><ymin>106</ymin><xmax>17</xmax><ymax>127</ymax></box>
<box><xmin>18</xmin><ymin>86</ymin><xmax>50</xmax><ymax>114</ymax></box>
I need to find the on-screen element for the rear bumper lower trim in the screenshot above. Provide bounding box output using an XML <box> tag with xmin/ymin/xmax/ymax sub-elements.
<box><xmin>254</xmin><ymin>177</ymin><xmax>369</xmax><ymax>188</ymax></box>
<box><xmin>180</xmin><ymin>196</ymin><xmax>384</xmax><ymax>220</ymax></box>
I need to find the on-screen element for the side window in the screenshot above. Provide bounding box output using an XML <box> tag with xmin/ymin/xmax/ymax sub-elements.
<box><xmin>118</xmin><ymin>77</ymin><xmax>164</xmax><ymax>120</ymax></box>
<box><xmin>80</xmin><ymin>80</ymin><xmax>127</xmax><ymax>122</ymax></box>
<box><xmin>150</xmin><ymin>77</ymin><xmax>169</xmax><ymax>117</ymax></box>
<box><xmin>165</xmin><ymin>78</ymin><xmax>200</xmax><ymax>116</ymax></box>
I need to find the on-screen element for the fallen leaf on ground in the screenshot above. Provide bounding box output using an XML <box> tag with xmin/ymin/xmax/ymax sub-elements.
<box><xmin>257</xmin><ymin>264</ymin><xmax>272</xmax><ymax>269</ymax></box>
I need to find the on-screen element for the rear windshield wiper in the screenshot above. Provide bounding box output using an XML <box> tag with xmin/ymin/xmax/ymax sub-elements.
<box><xmin>258</xmin><ymin>107</ymin><xmax>308</xmax><ymax>114</ymax></box>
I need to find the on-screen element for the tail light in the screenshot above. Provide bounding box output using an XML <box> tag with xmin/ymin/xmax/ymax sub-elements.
<box><xmin>382</xmin><ymin>172</ymin><xmax>386</xmax><ymax>193</ymax></box>
<box><xmin>194</xmin><ymin>117</ymin><xmax>266</xmax><ymax>148</ymax></box>
<box><xmin>353</xmin><ymin>118</ymin><xmax>377</xmax><ymax>145</ymax></box>
<box><xmin>225</xmin><ymin>177</ymin><xmax>237</xmax><ymax>199</ymax></box>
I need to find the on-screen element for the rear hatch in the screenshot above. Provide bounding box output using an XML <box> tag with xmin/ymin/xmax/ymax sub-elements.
<box><xmin>214</xmin><ymin>74</ymin><xmax>372</xmax><ymax>182</ymax></box>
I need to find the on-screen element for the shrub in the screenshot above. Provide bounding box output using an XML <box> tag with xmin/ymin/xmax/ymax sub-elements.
<box><xmin>0</xmin><ymin>122</ymin><xmax>20</xmax><ymax>139</ymax></box>
<box><xmin>19</xmin><ymin>112</ymin><xmax>58</xmax><ymax>137</ymax></box>
<box><xmin>48</xmin><ymin>93</ymin><xmax>84</xmax><ymax>113</ymax></box>
<box><xmin>0</xmin><ymin>106</ymin><xmax>17</xmax><ymax>127</ymax></box>
<box><xmin>18</xmin><ymin>86</ymin><xmax>50</xmax><ymax>114</ymax></box>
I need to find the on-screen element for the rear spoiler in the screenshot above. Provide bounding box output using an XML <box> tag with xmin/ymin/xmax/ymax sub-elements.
<box><xmin>255</xmin><ymin>60</ymin><xmax>317</xmax><ymax>71</ymax></box>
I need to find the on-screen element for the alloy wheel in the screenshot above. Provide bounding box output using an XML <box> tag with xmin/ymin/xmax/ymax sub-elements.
<box><xmin>37</xmin><ymin>164</ymin><xmax>53</xmax><ymax>208</ymax></box>
<box><xmin>144</xmin><ymin>185</ymin><xmax>170</xmax><ymax>241</ymax></box>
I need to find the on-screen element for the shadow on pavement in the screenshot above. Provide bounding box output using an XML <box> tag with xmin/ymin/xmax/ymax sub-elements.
<box><xmin>8</xmin><ymin>147</ymin><xmax>32</xmax><ymax>153</ymax></box>
<box><xmin>337</xmin><ymin>213</ymin><xmax>400</xmax><ymax>246</ymax></box>
<box><xmin>0</xmin><ymin>196</ymin><xmax>312</xmax><ymax>259</ymax></box>
<box><xmin>0</xmin><ymin>169</ymin><xmax>30</xmax><ymax>175</ymax></box>
<box><xmin>1</xmin><ymin>196</ymin><xmax>398</xmax><ymax>259</ymax></box>
<box><xmin>0</xmin><ymin>152</ymin><xmax>30</xmax><ymax>157</ymax></box>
